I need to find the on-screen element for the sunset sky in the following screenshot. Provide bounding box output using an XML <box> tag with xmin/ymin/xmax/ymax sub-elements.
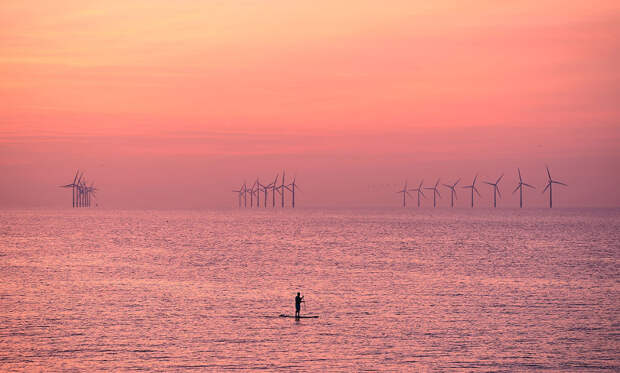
<box><xmin>1</xmin><ymin>0</ymin><xmax>619</xmax><ymax>208</ymax></box>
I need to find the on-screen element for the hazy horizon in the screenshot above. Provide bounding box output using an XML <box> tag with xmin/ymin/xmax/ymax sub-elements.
<box><xmin>1</xmin><ymin>1</ymin><xmax>619</xmax><ymax>208</ymax></box>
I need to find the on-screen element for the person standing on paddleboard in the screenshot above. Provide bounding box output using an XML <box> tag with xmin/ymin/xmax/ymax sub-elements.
<box><xmin>295</xmin><ymin>292</ymin><xmax>304</xmax><ymax>318</ymax></box>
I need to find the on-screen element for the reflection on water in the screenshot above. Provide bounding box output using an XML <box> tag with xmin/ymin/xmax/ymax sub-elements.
<box><xmin>1</xmin><ymin>208</ymin><xmax>618</xmax><ymax>371</ymax></box>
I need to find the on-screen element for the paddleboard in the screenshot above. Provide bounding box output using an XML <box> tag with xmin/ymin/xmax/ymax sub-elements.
<box><xmin>279</xmin><ymin>314</ymin><xmax>319</xmax><ymax>319</ymax></box>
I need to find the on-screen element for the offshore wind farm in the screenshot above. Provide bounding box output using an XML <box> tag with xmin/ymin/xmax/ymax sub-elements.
<box><xmin>394</xmin><ymin>167</ymin><xmax>568</xmax><ymax>209</ymax></box>
<box><xmin>59</xmin><ymin>170</ymin><xmax>98</xmax><ymax>208</ymax></box>
<box><xmin>397</xmin><ymin>166</ymin><xmax>568</xmax><ymax>208</ymax></box>
<box><xmin>55</xmin><ymin>165</ymin><xmax>571</xmax><ymax>209</ymax></box>
<box><xmin>232</xmin><ymin>171</ymin><xmax>300</xmax><ymax>208</ymax></box>
<box><xmin>57</xmin><ymin>165</ymin><xmax>571</xmax><ymax>209</ymax></box>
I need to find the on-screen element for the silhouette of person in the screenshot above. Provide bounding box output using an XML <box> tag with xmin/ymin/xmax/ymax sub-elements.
<box><xmin>295</xmin><ymin>292</ymin><xmax>304</xmax><ymax>318</ymax></box>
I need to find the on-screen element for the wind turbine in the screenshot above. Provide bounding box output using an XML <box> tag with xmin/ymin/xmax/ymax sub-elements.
<box><xmin>86</xmin><ymin>181</ymin><xmax>97</xmax><ymax>207</ymax></box>
<box><xmin>410</xmin><ymin>180</ymin><xmax>425</xmax><ymax>207</ymax></box>
<box><xmin>424</xmin><ymin>179</ymin><xmax>441</xmax><ymax>208</ymax></box>
<box><xmin>60</xmin><ymin>169</ymin><xmax>80</xmax><ymax>207</ymax></box>
<box><xmin>271</xmin><ymin>174</ymin><xmax>279</xmax><ymax>207</ymax></box>
<box><xmin>75</xmin><ymin>172</ymin><xmax>85</xmax><ymax>207</ymax></box>
<box><xmin>256</xmin><ymin>178</ymin><xmax>270</xmax><ymax>208</ymax></box>
<box><xmin>232</xmin><ymin>182</ymin><xmax>244</xmax><ymax>208</ymax></box>
<box><xmin>484</xmin><ymin>174</ymin><xmax>503</xmax><ymax>208</ymax></box>
<box><xmin>462</xmin><ymin>174</ymin><xmax>481</xmax><ymax>208</ymax></box>
<box><xmin>542</xmin><ymin>165</ymin><xmax>567</xmax><ymax>208</ymax></box>
<box><xmin>248</xmin><ymin>180</ymin><xmax>256</xmax><ymax>208</ymax></box>
<box><xmin>261</xmin><ymin>181</ymin><xmax>269</xmax><ymax>208</ymax></box>
<box><xmin>513</xmin><ymin>168</ymin><xmax>535</xmax><ymax>208</ymax></box>
<box><xmin>442</xmin><ymin>178</ymin><xmax>460</xmax><ymax>208</ymax></box>
<box><xmin>287</xmin><ymin>175</ymin><xmax>300</xmax><ymax>208</ymax></box>
<box><xmin>255</xmin><ymin>178</ymin><xmax>262</xmax><ymax>207</ymax></box>
<box><xmin>397</xmin><ymin>180</ymin><xmax>412</xmax><ymax>208</ymax></box>
<box><xmin>242</xmin><ymin>181</ymin><xmax>248</xmax><ymax>208</ymax></box>
<box><xmin>86</xmin><ymin>181</ymin><xmax>91</xmax><ymax>207</ymax></box>
<box><xmin>278</xmin><ymin>170</ymin><xmax>286</xmax><ymax>208</ymax></box>
<box><xmin>89</xmin><ymin>184</ymin><xmax>98</xmax><ymax>207</ymax></box>
<box><xmin>79</xmin><ymin>176</ymin><xmax>87</xmax><ymax>207</ymax></box>
<box><xmin>77</xmin><ymin>172</ymin><xmax>85</xmax><ymax>207</ymax></box>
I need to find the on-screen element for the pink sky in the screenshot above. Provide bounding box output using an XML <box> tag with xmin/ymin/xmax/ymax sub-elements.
<box><xmin>1</xmin><ymin>0</ymin><xmax>619</xmax><ymax>208</ymax></box>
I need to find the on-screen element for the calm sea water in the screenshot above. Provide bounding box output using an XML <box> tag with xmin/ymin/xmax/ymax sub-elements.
<box><xmin>1</xmin><ymin>208</ymin><xmax>618</xmax><ymax>371</ymax></box>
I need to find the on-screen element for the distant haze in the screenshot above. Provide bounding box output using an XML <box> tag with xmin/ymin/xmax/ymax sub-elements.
<box><xmin>1</xmin><ymin>1</ymin><xmax>619</xmax><ymax>208</ymax></box>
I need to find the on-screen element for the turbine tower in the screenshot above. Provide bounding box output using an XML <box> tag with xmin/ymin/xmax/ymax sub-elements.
<box><xmin>462</xmin><ymin>174</ymin><xmax>481</xmax><ymax>208</ymax></box>
<box><xmin>484</xmin><ymin>174</ymin><xmax>503</xmax><ymax>208</ymax></box>
<box><xmin>424</xmin><ymin>179</ymin><xmax>441</xmax><ymax>208</ymax></box>
<box><xmin>287</xmin><ymin>176</ymin><xmax>300</xmax><ymax>208</ymax></box>
<box><xmin>411</xmin><ymin>180</ymin><xmax>425</xmax><ymax>207</ymax></box>
<box><xmin>542</xmin><ymin>166</ymin><xmax>567</xmax><ymax>208</ymax></box>
<box><xmin>442</xmin><ymin>178</ymin><xmax>460</xmax><ymax>208</ymax></box>
<box><xmin>513</xmin><ymin>168</ymin><xmax>535</xmax><ymax>208</ymax></box>
<box><xmin>397</xmin><ymin>180</ymin><xmax>412</xmax><ymax>208</ymax></box>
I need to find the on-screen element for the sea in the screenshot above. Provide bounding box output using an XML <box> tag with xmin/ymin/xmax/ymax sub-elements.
<box><xmin>1</xmin><ymin>208</ymin><xmax>618</xmax><ymax>371</ymax></box>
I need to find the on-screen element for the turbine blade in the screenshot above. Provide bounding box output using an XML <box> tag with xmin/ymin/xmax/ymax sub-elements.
<box><xmin>546</xmin><ymin>165</ymin><xmax>551</xmax><ymax>180</ymax></box>
<box><xmin>517</xmin><ymin>168</ymin><xmax>522</xmax><ymax>182</ymax></box>
<box><xmin>554</xmin><ymin>181</ymin><xmax>567</xmax><ymax>186</ymax></box>
<box><xmin>497</xmin><ymin>174</ymin><xmax>503</xmax><ymax>184</ymax></box>
<box><xmin>523</xmin><ymin>183</ymin><xmax>535</xmax><ymax>189</ymax></box>
<box><xmin>474</xmin><ymin>187</ymin><xmax>481</xmax><ymax>196</ymax></box>
<box><xmin>542</xmin><ymin>182</ymin><xmax>550</xmax><ymax>193</ymax></box>
<box><xmin>513</xmin><ymin>184</ymin><xmax>520</xmax><ymax>194</ymax></box>
<box><xmin>496</xmin><ymin>186</ymin><xmax>502</xmax><ymax>198</ymax></box>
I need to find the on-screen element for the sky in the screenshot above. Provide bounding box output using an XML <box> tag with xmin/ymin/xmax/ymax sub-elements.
<box><xmin>1</xmin><ymin>0</ymin><xmax>619</xmax><ymax>208</ymax></box>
